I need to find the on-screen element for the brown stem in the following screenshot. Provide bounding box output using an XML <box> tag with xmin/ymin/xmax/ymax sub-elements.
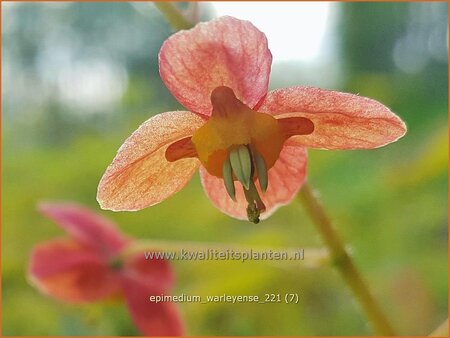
<box><xmin>299</xmin><ymin>182</ymin><xmax>396</xmax><ymax>335</ymax></box>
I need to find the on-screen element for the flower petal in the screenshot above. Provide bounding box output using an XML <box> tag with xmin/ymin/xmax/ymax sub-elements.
<box><xmin>28</xmin><ymin>238</ymin><xmax>121</xmax><ymax>303</ymax></box>
<box><xmin>200</xmin><ymin>141</ymin><xmax>307</xmax><ymax>220</ymax></box>
<box><xmin>159</xmin><ymin>16</ymin><xmax>272</xmax><ymax>116</ymax></box>
<box><xmin>120</xmin><ymin>274</ymin><xmax>184</xmax><ymax>336</ymax></box>
<box><xmin>97</xmin><ymin>111</ymin><xmax>205</xmax><ymax>211</ymax></box>
<box><xmin>122</xmin><ymin>253</ymin><xmax>175</xmax><ymax>291</ymax></box>
<box><xmin>259</xmin><ymin>86</ymin><xmax>407</xmax><ymax>149</ymax></box>
<box><xmin>38</xmin><ymin>202</ymin><xmax>128</xmax><ymax>255</ymax></box>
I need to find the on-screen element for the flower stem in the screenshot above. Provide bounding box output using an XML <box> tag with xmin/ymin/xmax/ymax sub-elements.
<box><xmin>298</xmin><ymin>182</ymin><xmax>396</xmax><ymax>335</ymax></box>
<box><xmin>153</xmin><ymin>2</ymin><xmax>194</xmax><ymax>30</ymax></box>
<box><xmin>122</xmin><ymin>238</ymin><xmax>329</xmax><ymax>268</ymax></box>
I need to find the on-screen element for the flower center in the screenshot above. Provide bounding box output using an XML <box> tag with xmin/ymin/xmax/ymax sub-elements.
<box><xmin>191</xmin><ymin>87</ymin><xmax>286</xmax><ymax>223</ymax></box>
<box><xmin>165</xmin><ymin>86</ymin><xmax>314</xmax><ymax>223</ymax></box>
<box><xmin>192</xmin><ymin>87</ymin><xmax>284</xmax><ymax>175</ymax></box>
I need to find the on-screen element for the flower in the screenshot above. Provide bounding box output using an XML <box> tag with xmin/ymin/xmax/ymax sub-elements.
<box><xmin>97</xmin><ymin>16</ymin><xmax>406</xmax><ymax>223</ymax></box>
<box><xmin>28</xmin><ymin>202</ymin><xmax>184</xmax><ymax>336</ymax></box>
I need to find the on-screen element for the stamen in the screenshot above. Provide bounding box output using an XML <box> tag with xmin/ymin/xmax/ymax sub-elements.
<box><xmin>222</xmin><ymin>156</ymin><xmax>236</xmax><ymax>201</ymax></box>
<box><xmin>253</xmin><ymin>150</ymin><xmax>268</xmax><ymax>193</ymax></box>
<box><xmin>229</xmin><ymin>145</ymin><xmax>252</xmax><ymax>190</ymax></box>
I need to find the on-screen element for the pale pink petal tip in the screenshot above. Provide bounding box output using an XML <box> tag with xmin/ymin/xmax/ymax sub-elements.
<box><xmin>97</xmin><ymin>111</ymin><xmax>205</xmax><ymax>211</ymax></box>
<box><xmin>159</xmin><ymin>16</ymin><xmax>272</xmax><ymax>116</ymax></box>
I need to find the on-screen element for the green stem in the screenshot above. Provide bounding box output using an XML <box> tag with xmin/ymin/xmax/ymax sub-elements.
<box><xmin>429</xmin><ymin>319</ymin><xmax>448</xmax><ymax>337</ymax></box>
<box><xmin>153</xmin><ymin>2</ymin><xmax>194</xmax><ymax>30</ymax></box>
<box><xmin>121</xmin><ymin>238</ymin><xmax>329</xmax><ymax>268</ymax></box>
<box><xmin>298</xmin><ymin>182</ymin><xmax>396</xmax><ymax>335</ymax></box>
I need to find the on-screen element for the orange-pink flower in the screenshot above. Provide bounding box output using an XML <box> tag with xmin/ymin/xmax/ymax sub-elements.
<box><xmin>28</xmin><ymin>202</ymin><xmax>184</xmax><ymax>336</ymax></box>
<box><xmin>97</xmin><ymin>16</ymin><xmax>406</xmax><ymax>223</ymax></box>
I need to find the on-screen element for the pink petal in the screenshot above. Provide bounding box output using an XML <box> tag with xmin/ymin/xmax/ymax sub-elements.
<box><xmin>28</xmin><ymin>239</ymin><xmax>121</xmax><ymax>303</ymax></box>
<box><xmin>200</xmin><ymin>140</ymin><xmax>307</xmax><ymax>220</ymax></box>
<box><xmin>120</xmin><ymin>274</ymin><xmax>184</xmax><ymax>336</ymax></box>
<box><xmin>159</xmin><ymin>16</ymin><xmax>272</xmax><ymax>116</ymax></box>
<box><xmin>122</xmin><ymin>252</ymin><xmax>175</xmax><ymax>291</ymax></box>
<box><xmin>259</xmin><ymin>86</ymin><xmax>407</xmax><ymax>149</ymax></box>
<box><xmin>38</xmin><ymin>202</ymin><xmax>128</xmax><ymax>256</ymax></box>
<box><xmin>97</xmin><ymin>111</ymin><xmax>205</xmax><ymax>211</ymax></box>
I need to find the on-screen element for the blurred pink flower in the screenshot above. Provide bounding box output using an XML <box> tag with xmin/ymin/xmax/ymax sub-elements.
<box><xmin>97</xmin><ymin>16</ymin><xmax>406</xmax><ymax>223</ymax></box>
<box><xmin>28</xmin><ymin>202</ymin><xmax>184</xmax><ymax>336</ymax></box>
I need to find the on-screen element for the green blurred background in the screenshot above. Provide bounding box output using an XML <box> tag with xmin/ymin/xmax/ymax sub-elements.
<box><xmin>2</xmin><ymin>2</ymin><xmax>448</xmax><ymax>336</ymax></box>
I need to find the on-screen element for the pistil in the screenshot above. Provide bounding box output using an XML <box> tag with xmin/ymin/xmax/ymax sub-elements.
<box><xmin>243</xmin><ymin>179</ymin><xmax>266</xmax><ymax>224</ymax></box>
